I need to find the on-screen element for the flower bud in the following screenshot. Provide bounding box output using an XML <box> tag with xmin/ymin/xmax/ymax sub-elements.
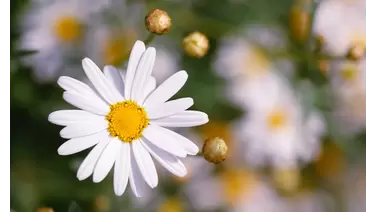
<box><xmin>183</xmin><ymin>31</ymin><xmax>209</xmax><ymax>58</ymax></box>
<box><xmin>202</xmin><ymin>137</ymin><xmax>228</xmax><ymax>164</ymax></box>
<box><xmin>347</xmin><ymin>44</ymin><xmax>365</xmax><ymax>61</ymax></box>
<box><xmin>289</xmin><ymin>0</ymin><xmax>312</xmax><ymax>43</ymax></box>
<box><xmin>145</xmin><ymin>9</ymin><xmax>171</xmax><ymax>35</ymax></box>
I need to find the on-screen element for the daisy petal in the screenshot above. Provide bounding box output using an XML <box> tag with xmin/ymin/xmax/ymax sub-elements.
<box><xmin>149</xmin><ymin>124</ymin><xmax>199</xmax><ymax>155</ymax></box>
<box><xmin>125</xmin><ymin>40</ymin><xmax>146</xmax><ymax>99</ymax></box>
<box><xmin>104</xmin><ymin>65</ymin><xmax>124</xmax><ymax>97</ymax></box>
<box><xmin>57</xmin><ymin>76</ymin><xmax>96</xmax><ymax>97</ymax></box>
<box><xmin>77</xmin><ymin>138</ymin><xmax>110</xmax><ymax>181</ymax></box>
<box><xmin>141</xmin><ymin>138</ymin><xmax>187</xmax><ymax>177</ymax></box>
<box><xmin>143</xmin><ymin>71</ymin><xmax>188</xmax><ymax>107</ymax></box>
<box><xmin>142</xmin><ymin>125</ymin><xmax>187</xmax><ymax>157</ymax></box>
<box><xmin>58</xmin><ymin>131</ymin><xmax>108</xmax><ymax>155</ymax></box>
<box><xmin>147</xmin><ymin>97</ymin><xmax>194</xmax><ymax>119</ymax></box>
<box><xmin>93</xmin><ymin>138</ymin><xmax>122</xmax><ymax>183</ymax></box>
<box><xmin>142</xmin><ymin>77</ymin><xmax>157</xmax><ymax>101</ymax></box>
<box><xmin>82</xmin><ymin>58</ymin><xmax>124</xmax><ymax>104</ymax></box>
<box><xmin>131</xmin><ymin>47</ymin><xmax>156</xmax><ymax>103</ymax></box>
<box><xmin>63</xmin><ymin>91</ymin><xmax>109</xmax><ymax>115</ymax></box>
<box><xmin>60</xmin><ymin>119</ymin><xmax>108</xmax><ymax>139</ymax></box>
<box><xmin>150</xmin><ymin>110</ymin><xmax>209</xmax><ymax>127</ymax></box>
<box><xmin>129</xmin><ymin>150</ymin><xmax>149</xmax><ymax>197</ymax></box>
<box><xmin>48</xmin><ymin>110</ymin><xmax>104</xmax><ymax>126</ymax></box>
<box><xmin>132</xmin><ymin>140</ymin><xmax>158</xmax><ymax>188</ymax></box>
<box><xmin>114</xmin><ymin>142</ymin><xmax>130</xmax><ymax>196</ymax></box>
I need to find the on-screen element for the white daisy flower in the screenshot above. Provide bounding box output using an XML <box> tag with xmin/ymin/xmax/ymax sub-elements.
<box><xmin>313</xmin><ymin>0</ymin><xmax>365</xmax><ymax>56</ymax></box>
<box><xmin>19</xmin><ymin>0</ymin><xmax>97</xmax><ymax>82</ymax></box>
<box><xmin>187</xmin><ymin>167</ymin><xmax>284</xmax><ymax>212</ymax></box>
<box><xmin>85</xmin><ymin>1</ymin><xmax>145</xmax><ymax>68</ymax></box>
<box><xmin>214</xmin><ymin>25</ymin><xmax>294</xmax><ymax>82</ymax></box>
<box><xmin>48</xmin><ymin>40</ymin><xmax>209</xmax><ymax>197</ymax></box>
<box><xmin>234</xmin><ymin>72</ymin><xmax>325</xmax><ymax>168</ymax></box>
<box><xmin>330</xmin><ymin>59</ymin><xmax>365</xmax><ymax>135</ymax></box>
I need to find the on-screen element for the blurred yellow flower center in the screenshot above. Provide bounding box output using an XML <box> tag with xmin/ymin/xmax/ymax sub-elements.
<box><xmin>245</xmin><ymin>47</ymin><xmax>270</xmax><ymax>76</ymax></box>
<box><xmin>103</xmin><ymin>31</ymin><xmax>136</xmax><ymax>66</ymax></box>
<box><xmin>340</xmin><ymin>65</ymin><xmax>357</xmax><ymax>81</ymax></box>
<box><xmin>53</xmin><ymin>16</ymin><xmax>82</xmax><ymax>43</ymax></box>
<box><xmin>157</xmin><ymin>198</ymin><xmax>183</xmax><ymax>212</ymax></box>
<box><xmin>272</xmin><ymin>168</ymin><xmax>300</xmax><ymax>193</ymax></box>
<box><xmin>106</xmin><ymin>101</ymin><xmax>149</xmax><ymax>143</ymax></box>
<box><xmin>220</xmin><ymin>169</ymin><xmax>256</xmax><ymax>204</ymax></box>
<box><xmin>267</xmin><ymin>109</ymin><xmax>287</xmax><ymax>130</ymax></box>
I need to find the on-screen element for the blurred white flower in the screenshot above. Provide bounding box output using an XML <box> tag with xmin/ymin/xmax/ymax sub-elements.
<box><xmin>330</xmin><ymin>59</ymin><xmax>365</xmax><ymax>135</ymax></box>
<box><xmin>19</xmin><ymin>0</ymin><xmax>99</xmax><ymax>82</ymax></box>
<box><xmin>234</xmin><ymin>72</ymin><xmax>325</xmax><ymax>168</ymax></box>
<box><xmin>313</xmin><ymin>0</ymin><xmax>365</xmax><ymax>56</ymax></box>
<box><xmin>214</xmin><ymin>25</ymin><xmax>294</xmax><ymax>82</ymax></box>
<box><xmin>187</xmin><ymin>167</ymin><xmax>285</xmax><ymax>212</ymax></box>
<box><xmin>84</xmin><ymin>1</ymin><xmax>145</xmax><ymax>68</ymax></box>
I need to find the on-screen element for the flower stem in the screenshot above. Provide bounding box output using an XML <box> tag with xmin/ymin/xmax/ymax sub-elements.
<box><xmin>143</xmin><ymin>33</ymin><xmax>156</xmax><ymax>46</ymax></box>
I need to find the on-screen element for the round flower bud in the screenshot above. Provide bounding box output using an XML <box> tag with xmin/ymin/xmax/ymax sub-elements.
<box><xmin>289</xmin><ymin>0</ymin><xmax>312</xmax><ymax>43</ymax></box>
<box><xmin>145</xmin><ymin>9</ymin><xmax>171</xmax><ymax>35</ymax></box>
<box><xmin>202</xmin><ymin>137</ymin><xmax>228</xmax><ymax>164</ymax></box>
<box><xmin>347</xmin><ymin>44</ymin><xmax>365</xmax><ymax>61</ymax></box>
<box><xmin>183</xmin><ymin>31</ymin><xmax>209</xmax><ymax>58</ymax></box>
<box><xmin>36</xmin><ymin>208</ymin><xmax>54</xmax><ymax>212</ymax></box>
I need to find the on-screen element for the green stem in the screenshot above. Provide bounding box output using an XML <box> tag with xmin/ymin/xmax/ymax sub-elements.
<box><xmin>143</xmin><ymin>33</ymin><xmax>156</xmax><ymax>46</ymax></box>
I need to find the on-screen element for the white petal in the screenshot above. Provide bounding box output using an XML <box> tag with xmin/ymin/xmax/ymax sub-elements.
<box><xmin>131</xmin><ymin>47</ymin><xmax>156</xmax><ymax>103</ymax></box>
<box><xmin>147</xmin><ymin>98</ymin><xmax>193</xmax><ymax>119</ymax></box>
<box><xmin>150</xmin><ymin>110</ymin><xmax>209</xmax><ymax>127</ymax></box>
<box><xmin>132</xmin><ymin>140</ymin><xmax>158</xmax><ymax>188</ymax></box>
<box><xmin>104</xmin><ymin>65</ymin><xmax>125</xmax><ymax>97</ymax></box>
<box><xmin>141</xmin><ymin>138</ymin><xmax>187</xmax><ymax>177</ymax></box>
<box><xmin>60</xmin><ymin>119</ymin><xmax>108</xmax><ymax>139</ymax></box>
<box><xmin>148</xmin><ymin>124</ymin><xmax>199</xmax><ymax>155</ymax></box>
<box><xmin>77</xmin><ymin>138</ymin><xmax>110</xmax><ymax>181</ymax></box>
<box><xmin>82</xmin><ymin>58</ymin><xmax>124</xmax><ymax>104</ymax></box>
<box><xmin>57</xmin><ymin>76</ymin><xmax>97</xmax><ymax>97</ymax></box>
<box><xmin>143</xmin><ymin>71</ymin><xmax>188</xmax><ymax>107</ymax></box>
<box><xmin>129</xmin><ymin>149</ymin><xmax>149</xmax><ymax>197</ymax></box>
<box><xmin>58</xmin><ymin>131</ymin><xmax>108</xmax><ymax>155</ymax></box>
<box><xmin>114</xmin><ymin>142</ymin><xmax>130</xmax><ymax>196</ymax></box>
<box><xmin>63</xmin><ymin>91</ymin><xmax>109</xmax><ymax>115</ymax></box>
<box><xmin>124</xmin><ymin>41</ymin><xmax>146</xmax><ymax>99</ymax></box>
<box><xmin>48</xmin><ymin>110</ymin><xmax>104</xmax><ymax>126</ymax></box>
<box><xmin>142</xmin><ymin>77</ymin><xmax>157</xmax><ymax>100</ymax></box>
<box><xmin>142</xmin><ymin>125</ymin><xmax>187</xmax><ymax>157</ymax></box>
<box><xmin>93</xmin><ymin>138</ymin><xmax>122</xmax><ymax>183</ymax></box>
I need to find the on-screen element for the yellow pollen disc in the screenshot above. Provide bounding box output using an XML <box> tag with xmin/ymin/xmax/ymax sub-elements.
<box><xmin>267</xmin><ymin>109</ymin><xmax>287</xmax><ymax>130</ymax></box>
<box><xmin>220</xmin><ymin>169</ymin><xmax>257</xmax><ymax>204</ymax></box>
<box><xmin>103</xmin><ymin>30</ymin><xmax>136</xmax><ymax>66</ymax></box>
<box><xmin>53</xmin><ymin>16</ymin><xmax>82</xmax><ymax>43</ymax></box>
<box><xmin>106</xmin><ymin>101</ymin><xmax>149</xmax><ymax>143</ymax></box>
<box><xmin>244</xmin><ymin>47</ymin><xmax>270</xmax><ymax>76</ymax></box>
<box><xmin>340</xmin><ymin>64</ymin><xmax>357</xmax><ymax>81</ymax></box>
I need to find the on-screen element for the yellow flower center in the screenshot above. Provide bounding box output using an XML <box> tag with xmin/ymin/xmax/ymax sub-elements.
<box><xmin>53</xmin><ymin>16</ymin><xmax>82</xmax><ymax>43</ymax></box>
<box><xmin>244</xmin><ymin>47</ymin><xmax>270</xmax><ymax>76</ymax></box>
<box><xmin>103</xmin><ymin>30</ymin><xmax>136</xmax><ymax>66</ymax></box>
<box><xmin>340</xmin><ymin>64</ymin><xmax>358</xmax><ymax>81</ymax></box>
<box><xmin>157</xmin><ymin>198</ymin><xmax>183</xmax><ymax>212</ymax></box>
<box><xmin>220</xmin><ymin>169</ymin><xmax>257</xmax><ymax>204</ymax></box>
<box><xmin>106</xmin><ymin>101</ymin><xmax>149</xmax><ymax>143</ymax></box>
<box><xmin>267</xmin><ymin>109</ymin><xmax>287</xmax><ymax>130</ymax></box>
